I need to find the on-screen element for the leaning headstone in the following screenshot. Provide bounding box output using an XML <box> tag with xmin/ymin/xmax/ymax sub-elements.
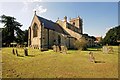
<box><xmin>12</xmin><ymin>48</ymin><xmax>15</xmax><ymax>55</ymax></box>
<box><xmin>89</xmin><ymin>52</ymin><xmax>95</xmax><ymax>62</ymax></box>
<box><xmin>24</xmin><ymin>48</ymin><xmax>28</xmax><ymax>56</ymax></box>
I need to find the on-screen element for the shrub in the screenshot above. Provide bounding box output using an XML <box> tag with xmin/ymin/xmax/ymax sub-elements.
<box><xmin>74</xmin><ymin>37</ymin><xmax>87</xmax><ymax>50</ymax></box>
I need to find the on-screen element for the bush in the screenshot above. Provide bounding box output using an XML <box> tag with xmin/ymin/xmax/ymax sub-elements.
<box><xmin>74</xmin><ymin>37</ymin><xmax>87</xmax><ymax>50</ymax></box>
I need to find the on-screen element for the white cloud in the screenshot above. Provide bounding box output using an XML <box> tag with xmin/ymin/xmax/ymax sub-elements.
<box><xmin>25</xmin><ymin>0</ymin><xmax>42</xmax><ymax>2</ymax></box>
<box><xmin>30</xmin><ymin>0</ymin><xmax>42</xmax><ymax>2</ymax></box>
<box><xmin>33</xmin><ymin>5</ymin><xmax>47</xmax><ymax>15</ymax></box>
<box><xmin>22</xmin><ymin>0</ymin><xmax>42</xmax><ymax>10</ymax></box>
<box><xmin>22</xmin><ymin>2</ymin><xmax>29</xmax><ymax>11</ymax></box>
<box><xmin>22</xmin><ymin>0</ymin><xmax>45</xmax><ymax>13</ymax></box>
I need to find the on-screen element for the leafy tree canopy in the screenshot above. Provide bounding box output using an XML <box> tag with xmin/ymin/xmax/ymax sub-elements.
<box><xmin>0</xmin><ymin>15</ymin><xmax>25</xmax><ymax>46</ymax></box>
<box><xmin>102</xmin><ymin>25</ymin><xmax>120</xmax><ymax>45</ymax></box>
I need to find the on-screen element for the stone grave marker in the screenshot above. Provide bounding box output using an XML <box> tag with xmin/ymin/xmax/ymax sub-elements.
<box><xmin>89</xmin><ymin>52</ymin><xmax>95</xmax><ymax>62</ymax></box>
<box><xmin>24</xmin><ymin>48</ymin><xmax>28</xmax><ymax>56</ymax></box>
<box><xmin>12</xmin><ymin>48</ymin><xmax>15</xmax><ymax>55</ymax></box>
<box><xmin>103</xmin><ymin>46</ymin><xmax>108</xmax><ymax>54</ymax></box>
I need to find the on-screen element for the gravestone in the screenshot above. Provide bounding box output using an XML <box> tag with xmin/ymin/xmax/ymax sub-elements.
<box><xmin>61</xmin><ymin>46</ymin><xmax>67</xmax><ymax>54</ymax></box>
<box><xmin>52</xmin><ymin>45</ymin><xmax>67</xmax><ymax>53</ymax></box>
<box><xmin>89</xmin><ymin>52</ymin><xmax>95</xmax><ymax>62</ymax></box>
<box><xmin>103</xmin><ymin>46</ymin><xmax>114</xmax><ymax>54</ymax></box>
<box><xmin>52</xmin><ymin>45</ymin><xmax>60</xmax><ymax>52</ymax></box>
<box><xmin>12</xmin><ymin>48</ymin><xmax>15</xmax><ymax>55</ymax></box>
<box><xmin>56</xmin><ymin>46</ymin><xmax>60</xmax><ymax>52</ymax></box>
<box><xmin>102</xmin><ymin>46</ymin><xmax>108</xmax><ymax>54</ymax></box>
<box><xmin>52</xmin><ymin>45</ymin><xmax>57</xmax><ymax>52</ymax></box>
<box><xmin>24</xmin><ymin>48</ymin><xmax>28</xmax><ymax>56</ymax></box>
<box><xmin>16</xmin><ymin>49</ymin><xmax>19</xmax><ymax>56</ymax></box>
<box><xmin>108</xmin><ymin>47</ymin><xmax>114</xmax><ymax>53</ymax></box>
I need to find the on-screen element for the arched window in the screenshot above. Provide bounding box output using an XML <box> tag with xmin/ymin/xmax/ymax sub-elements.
<box><xmin>33</xmin><ymin>23</ymin><xmax>38</xmax><ymax>37</ymax></box>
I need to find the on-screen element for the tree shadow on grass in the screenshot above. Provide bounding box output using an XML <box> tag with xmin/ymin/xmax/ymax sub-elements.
<box><xmin>94</xmin><ymin>60</ymin><xmax>105</xmax><ymax>63</ymax></box>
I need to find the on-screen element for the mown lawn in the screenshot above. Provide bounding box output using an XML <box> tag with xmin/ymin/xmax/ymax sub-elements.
<box><xmin>1</xmin><ymin>46</ymin><xmax>118</xmax><ymax>78</ymax></box>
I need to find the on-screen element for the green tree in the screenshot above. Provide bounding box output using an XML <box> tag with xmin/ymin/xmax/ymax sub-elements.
<box><xmin>14</xmin><ymin>30</ymin><xmax>28</xmax><ymax>46</ymax></box>
<box><xmin>102</xmin><ymin>25</ymin><xmax>120</xmax><ymax>45</ymax></box>
<box><xmin>0</xmin><ymin>15</ymin><xmax>23</xmax><ymax>46</ymax></box>
<box><xmin>74</xmin><ymin>37</ymin><xmax>88</xmax><ymax>50</ymax></box>
<box><xmin>23</xmin><ymin>30</ymin><xmax>28</xmax><ymax>46</ymax></box>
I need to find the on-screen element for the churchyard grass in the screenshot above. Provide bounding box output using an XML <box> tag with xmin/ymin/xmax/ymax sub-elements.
<box><xmin>2</xmin><ymin>46</ymin><xmax>118</xmax><ymax>78</ymax></box>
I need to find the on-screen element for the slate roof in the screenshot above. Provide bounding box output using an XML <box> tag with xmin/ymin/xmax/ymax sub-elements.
<box><xmin>37</xmin><ymin>16</ymin><xmax>67</xmax><ymax>35</ymax></box>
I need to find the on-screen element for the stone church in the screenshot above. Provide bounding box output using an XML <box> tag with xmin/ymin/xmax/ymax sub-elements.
<box><xmin>28</xmin><ymin>11</ymin><xmax>95</xmax><ymax>50</ymax></box>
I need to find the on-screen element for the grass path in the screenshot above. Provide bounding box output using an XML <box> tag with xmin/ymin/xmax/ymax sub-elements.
<box><xmin>2</xmin><ymin>46</ymin><xmax>118</xmax><ymax>78</ymax></box>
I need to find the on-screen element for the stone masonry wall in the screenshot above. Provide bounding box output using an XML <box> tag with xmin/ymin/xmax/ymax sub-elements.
<box><xmin>29</xmin><ymin>15</ymin><xmax>41</xmax><ymax>49</ymax></box>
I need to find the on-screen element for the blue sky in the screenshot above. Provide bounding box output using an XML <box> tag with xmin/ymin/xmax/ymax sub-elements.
<box><xmin>0</xmin><ymin>1</ymin><xmax>118</xmax><ymax>37</ymax></box>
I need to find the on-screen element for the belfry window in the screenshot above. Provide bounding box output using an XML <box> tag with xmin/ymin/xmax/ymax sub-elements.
<box><xmin>33</xmin><ymin>23</ymin><xmax>38</xmax><ymax>37</ymax></box>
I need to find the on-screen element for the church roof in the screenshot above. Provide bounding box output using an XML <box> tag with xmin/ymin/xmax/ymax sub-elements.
<box><xmin>37</xmin><ymin>16</ymin><xmax>67</xmax><ymax>35</ymax></box>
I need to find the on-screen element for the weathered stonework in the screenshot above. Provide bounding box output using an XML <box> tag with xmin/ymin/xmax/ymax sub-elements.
<box><xmin>28</xmin><ymin>12</ymin><xmax>95</xmax><ymax>51</ymax></box>
<box><xmin>28</xmin><ymin>15</ymin><xmax>41</xmax><ymax>49</ymax></box>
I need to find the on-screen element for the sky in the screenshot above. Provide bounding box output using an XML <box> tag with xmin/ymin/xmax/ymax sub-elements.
<box><xmin>0</xmin><ymin>0</ymin><xmax>119</xmax><ymax>37</ymax></box>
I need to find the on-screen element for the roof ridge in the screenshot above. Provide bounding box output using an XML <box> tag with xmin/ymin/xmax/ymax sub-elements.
<box><xmin>36</xmin><ymin>15</ymin><xmax>68</xmax><ymax>35</ymax></box>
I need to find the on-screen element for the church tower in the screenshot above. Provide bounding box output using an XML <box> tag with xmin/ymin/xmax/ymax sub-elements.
<box><xmin>69</xmin><ymin>16</ymin><xmax>83</xmax><ymax>34</ymax></box>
